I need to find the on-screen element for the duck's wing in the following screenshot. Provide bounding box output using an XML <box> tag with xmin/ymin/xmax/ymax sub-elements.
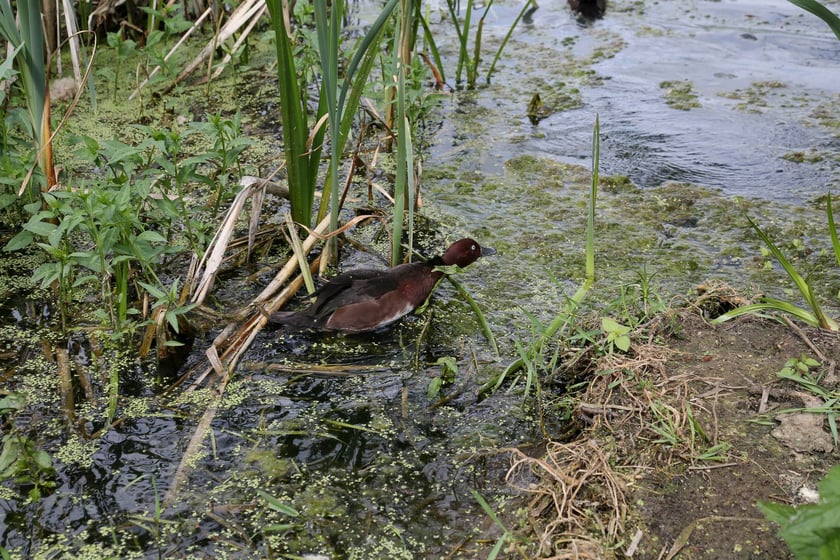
<box><xmin>309</xmin><ymin>267</ymin><xmax>407</xmax><ymax>316</ymax></box>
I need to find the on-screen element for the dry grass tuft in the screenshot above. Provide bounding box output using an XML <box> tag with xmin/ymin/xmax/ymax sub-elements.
<box><xmin>505</xmin><ymin>439</ymin><xmax>628</xmax><ymax>559</ymax></box>
<box><xmin>503</xmin><ymin>306</ymin><xmax>736</xmax><ymax>557</ymax></box>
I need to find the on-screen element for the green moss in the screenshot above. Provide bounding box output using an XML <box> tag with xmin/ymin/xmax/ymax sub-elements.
<box><xmin>660</xmin><ymin>80</ymin><xmax>701</xmax><ymax>110</ymax></box>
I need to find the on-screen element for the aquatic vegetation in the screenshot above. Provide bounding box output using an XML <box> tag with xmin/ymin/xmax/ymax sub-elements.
<box><xmin>660</xmin><ymin>80</ymin><xmax>701</xmax><ymax>111</ymax></box>
<box><xmin>712</xmin><ymin>209</ymin><xmax>840</xmax><ymax>331</ymax></box>
<box><xmin>788</xmin><ymin>0</ymin><xmax>840</xmax><ymax>40</ymax></box>
<box><xmin>0</xmin><ymin>0</ymin><xmax>55</xmax><ymax>192</ymax></box>
<box><xmin>445</xmin><ymin>0</ymin><xmax>538</xmax><ymax>89</ymax></box>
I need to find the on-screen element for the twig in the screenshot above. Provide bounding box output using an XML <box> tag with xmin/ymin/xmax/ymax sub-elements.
<box><xmin>625</xmin><ymin>528</ymin><xmax>643</xmax><ymax>557</ymax></box>
<box><xmin>783</xmin><ymin>315</ymin><xmax>826</xmax><ymax>362</ymax></box>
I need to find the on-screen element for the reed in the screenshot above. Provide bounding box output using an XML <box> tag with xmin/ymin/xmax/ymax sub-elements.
<box><xmin>788</xmin><ymin>0</ymin><xmax>840</xmax><ymax>39</ymax></box>
<box><xmin>445</xmin><ymin>0</ymin><xmax>535</xmax><ymax>88</ymax></box>
<box><xmin>265</xmin><ymin>0</ymin><xmax>326</xmax><ymax>228</ymax></box>
<box><xmin>0</xmin><ymin>0</ymin><xmax>57</xmax><ymax>192</ymax></box>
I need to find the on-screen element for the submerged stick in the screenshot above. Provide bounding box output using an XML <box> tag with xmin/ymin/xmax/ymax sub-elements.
<box><xmin>165</xmin><ymin>223</ymin><xmax>328</xmax><ymax>504</ymax></box>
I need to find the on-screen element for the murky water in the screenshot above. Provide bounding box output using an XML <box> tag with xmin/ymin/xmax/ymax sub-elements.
<box><xmin>431</xmin><ymin>0</ymin><xmax>840</xmax><ymax>202</ymax></box>
<box><xmin>3</xmin><ymin>0</ymin><xmax>840</xmax><ymax>557</ymax></box>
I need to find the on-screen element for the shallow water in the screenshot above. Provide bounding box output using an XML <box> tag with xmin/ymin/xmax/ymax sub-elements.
<box><xmin>431</xmin><ymin>0</ymin><xmax>840</xmax><ymax>202</ymax></box>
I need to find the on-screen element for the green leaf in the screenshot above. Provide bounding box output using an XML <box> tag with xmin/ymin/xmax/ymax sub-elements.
<box><xmin>757</xmin><ymin>500</ymin><xmax>796</xmax><ymax>526</ymax></box>
<box><xmin>256</xmin><ymin>489</ymin><xmax>299</xmax><ymax>516</ymax></box>
<box><xmin>137</xmin><ymin>280</ymin><xmax>167</xmax><ymax>300</ymax></box>
<box><xmin>135</xmin><ymin>230</ymin><xmax>167</xmax><ymax>243</ymax></box>
<box><xmin>615</xmin><ymin>334</ymin><xmax>631</xmax><ymax>352</ymax></box>
<box><xmin>262</xmin><ymin>523</ymin><xmax>296</xmax><ymax>533</ymax></box>
<box><xmin>31</xmin><ymin>449</ymin><xmax>52</xmax><ymax>471</ymax></box>
<box><xmin>0</xmin><ymin>393</ymin><xmax>25</xmax><ymax>412</ymax></box>
<box><xmin>0</xmin><ymin>436</ymin><xmax>22</xmax><ymax>479</ymax></box>
<box><xmin>3</xmin><ymin>230</ymin><xmax>33</xmax><ymax>252</ymax></box>
<box><xmin>602</xmin><ymin>317</ymin><xmax>622</xmax><ymax>332</ymax></box>
<box><xmin>32</xmin><ymin>263</ymin><xmax>60</xmax><ymax>288</ymax></box>
<box><xmin>788</xmin><ymin>0</ymin><xmax>840</xmax><ymax>40</ymax></box>
<box><xmin>23</xmin><ymin>219</ymin><xmax>57</xmax><ymax>237</ymax></box>
<box><xmin>427</xmin><ymin>376</ymin><xmax>442</xmax><ymax>400</ymax></box>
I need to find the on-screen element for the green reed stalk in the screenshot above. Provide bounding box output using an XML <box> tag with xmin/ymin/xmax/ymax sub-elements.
<box><xmin>315</xmin><ymin>0</ymin><xmax>400</xmax><ymax>227</ymax></box>
<box><xmin>446</xmin><ymin>0</ymin><xmax>472</xmax><ymax>87</ymax></box>
<box><xmin>0</xmin><ymin>0</ymin><xmax>56</xmax><ymax>191</ymax></box>
<box><xmin>388</xmin><ymin>0</ymin><xmax>420</xmax><ymax>265</ymax></box>
<box><xmin>265</xmin><ymin>0</ymin><xmax>325</xmax><ymax>227</ymax></box>
<box><xmin>486</xmin><ymin>0</ymin><xmax>536</xmax><ymax>83</ymax></box>
<box><xmin>418</xmin><ymin>12</ymin><xmax>446</xmax><ymax>84</ymax></box>
<box><xmin>314</xmin><ymin>0</ymin><xmax>342</xmax><ymax>240</ymax></box>
<box><xmin>788</xmin><ymin>0</ymin><xmax>840</xmax><ymax>39</ymax></box>
<box><xmin>391</xmin><ymin>69</ymin><xmax>411</xmax><ymax>266</ymax></box>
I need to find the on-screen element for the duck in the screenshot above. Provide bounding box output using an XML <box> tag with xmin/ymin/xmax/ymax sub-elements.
<box><xmin>270</xmin><ymin>238</ymin><xmax>486</xmax><ymax>333</ymax></box>
<box><xmin>568</xmin><ymin>0</ymin><xmax>607</xmax><ymax>19</ymax></box>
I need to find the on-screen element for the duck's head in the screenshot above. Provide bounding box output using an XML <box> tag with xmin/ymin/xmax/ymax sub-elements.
<box><xmin>441</xmin><ymin>238</ymin><xmax>486</xmax><ymax>268</ymax></box>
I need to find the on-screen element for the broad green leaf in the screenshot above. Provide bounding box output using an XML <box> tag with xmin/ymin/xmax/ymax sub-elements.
<box><xmin>788</xmin><ymin>0</ymin><xmax>840</xmax><ymax>40</ymax></box>
<box><xmin>23</xmin><ymin>219</ymin><xmax>57</xmax><ymax>237</ymax></box>
<box><xmin>3</xmin><ymin>230</ymin><xmax>33</xmax><ymax>252</ymax></box>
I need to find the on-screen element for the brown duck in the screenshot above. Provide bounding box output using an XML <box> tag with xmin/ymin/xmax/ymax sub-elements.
<box><xmin>270</xmin><ymin>238</ymin><xmax>485</xmax><ymax>333</ymax></box>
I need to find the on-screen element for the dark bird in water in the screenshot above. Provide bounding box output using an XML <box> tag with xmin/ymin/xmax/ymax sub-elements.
<box><xmin>270</xmin><ymin>239</ymin><xmax>486</xmax><ymax>333</ymax></box>
<box><xmin>568</xmin><ymin>0</ymin><xmax>607</xmax><ymax>19</ymax></box>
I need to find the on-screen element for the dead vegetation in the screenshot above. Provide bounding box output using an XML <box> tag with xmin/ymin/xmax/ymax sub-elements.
<box><xmin>501</xmin><ymin>285</ymin><xmax>839</xmax><ymax>559</ymax></box>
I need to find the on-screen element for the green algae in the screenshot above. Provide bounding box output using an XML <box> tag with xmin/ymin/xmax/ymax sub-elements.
<box><xmin>423</xmin><ymin>153</ymin><xmax>840</xmax><ymax>344</ymax></box>
<box><xmin>660</xmin><ymin>80</ymin><xmax>701</xmax><ymax>110</ymax></box>
<box><xmin>719</xmin><ymin>80</ymin><xmax>789</xmax><ymax>112</ymax></box>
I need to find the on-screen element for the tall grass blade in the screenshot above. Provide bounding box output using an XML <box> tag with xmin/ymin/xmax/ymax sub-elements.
<box><xmin>711</xmin><ymin>298</ymin><xmax>822</xmax><ymax>328</ymax></box>
<box><xmin>747</xmin><ymin>216</ymin><xmax>837</xmax><ymax>330</ymax></box>
<box><xmin>314</xmin><ymin>0</ymin><xmax>342</xmax><ymax>244</ymax></box>
<box><xmin>447</xmin><ymin>0</ymin><xmax>472</xmax><ymax>86</ymax></box>
<box><xmin>391</xmin><ymin>64</ymin><xmax>408</xmax><ymax>265</ymax></box>
<box><xmin>486</xmin><ymin>0</ymin><xmax>534</xmax><ymax>83</ymax></box>
<box><xmin>265</xmin><ymin>0</ymin><xmax>323</xmax><ymax>227</ymax></box>
<box><xmin>0</xmin><ymin>0</ymin><xmax>55</xmax><ymax>191</ymax></box>
<box><xmin>418</xmin><ymin>13</ymin><xmax>446</xmax><ymax>84</ymax></box>
<box><xmin>788</xmin><ymin>0</ymin><xmax>840</xmax><ymax>40</ymax></box>
<box><xmin>827</xmin><ymin>193</ymin><xmax>840</xmax><ymax>267</ymax></box>
<box><xmin>316</xmin><ymin>0</ymin><xmax>399</xmax><ymax>225</ymax></box>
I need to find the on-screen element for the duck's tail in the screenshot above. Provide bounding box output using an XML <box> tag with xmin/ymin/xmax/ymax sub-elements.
<box><xmin>269</xmin><ymin>311</ymin><xmax>319</xmax><ymax>330</ymax></box>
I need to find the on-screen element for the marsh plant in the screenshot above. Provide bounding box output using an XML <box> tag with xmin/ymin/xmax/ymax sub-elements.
<box><xmin>445</xmin><ymin>0</ymin><xmax>537</xmax><ymax>89</ymax></box>
<box><xmin>0</xmin><ymin>0</ymin><xmax>56</xmax><ymax>193</ymax></box>
<box><xmin>759</xmin><ymin>464</ymin><xmax>840</xmax><ymax>560</ymax></box>
<box><xmin>3</xmin><ymin>115</ymin><xmax>250</xmax><ymax>337</ymax></box>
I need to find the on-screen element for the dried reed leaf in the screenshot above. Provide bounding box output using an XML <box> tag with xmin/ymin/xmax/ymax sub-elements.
<box><xmin>129</xmin><ymin>6</ymin><xmax>213</xmax><ymax>100</ymax></box>
<box><xmin>152</xmin><ymin>0</ymin><xmax>265</xmax><ymax>98</ymax></box>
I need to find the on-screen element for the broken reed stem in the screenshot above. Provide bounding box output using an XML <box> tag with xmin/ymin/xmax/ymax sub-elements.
<box><xmin>55</xmin><ymin>347</ymin><xmax>75</xmax><ymax>427</ymax></box>
<box><xmin>165</xmin><ymin>240</ymin><xmax>324</xmax><ymax>505</ymax></box>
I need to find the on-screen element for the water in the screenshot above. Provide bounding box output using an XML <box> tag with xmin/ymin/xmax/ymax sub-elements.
<box><xmin>431</xmin><ymin>0</ymin><xmax>840</xmax><ymax>203</ymax></box>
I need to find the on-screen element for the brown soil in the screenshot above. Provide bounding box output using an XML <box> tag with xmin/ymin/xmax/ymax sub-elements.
<box><xmin>631</xmin><ymin>312</ymin><xmax>840</xmax><ymax>559</ymax></box>
<box><xmin>515</xmin><ymin>307</ymin><xmax>840</xmax><ymax>559</ymax></box>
